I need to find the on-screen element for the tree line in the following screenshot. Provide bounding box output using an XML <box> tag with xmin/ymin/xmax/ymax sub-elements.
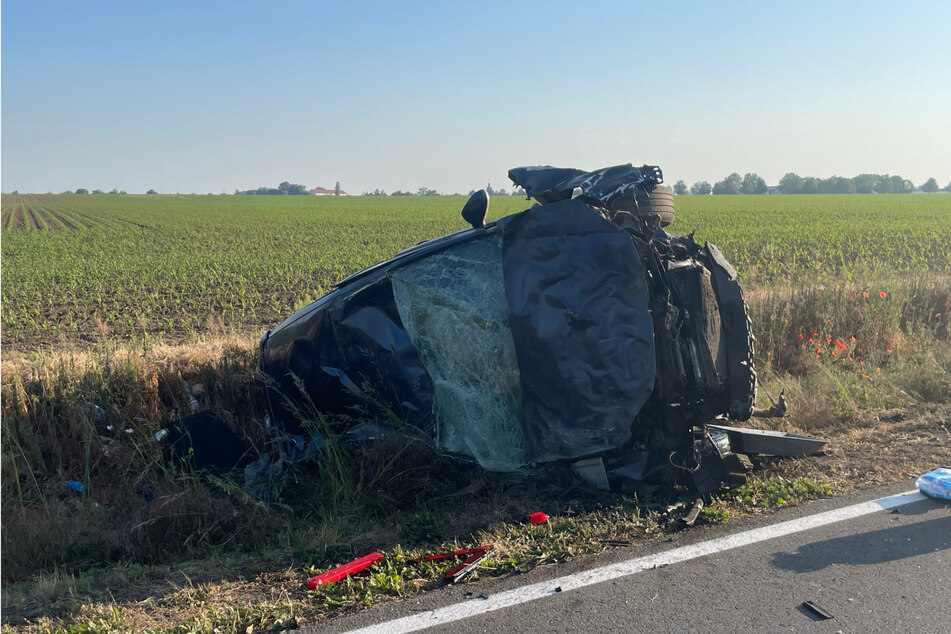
<box><xmin>673</xmin><ymin>173</ymin><xmax>950</xmax><ymax>195</ymax></box>
<box><xmin>235</xmin><ymin>181</ymin><xmax>309</xmax><ymax>195</ymax></box>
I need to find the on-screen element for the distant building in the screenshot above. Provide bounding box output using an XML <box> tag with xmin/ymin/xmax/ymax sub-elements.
<box><xmin>312</xmin><ymin>187</ymin><xmax>348</xmax><ymax>196</ymax></box>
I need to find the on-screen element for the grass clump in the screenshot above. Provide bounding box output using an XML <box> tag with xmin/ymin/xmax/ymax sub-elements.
<box><xmin>725</xmin><ymin>477</ymin><xmax>833</xmax><ymax>510</ymax></box>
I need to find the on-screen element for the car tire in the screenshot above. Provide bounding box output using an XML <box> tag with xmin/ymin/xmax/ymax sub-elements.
<box><xmin>634</xmin><ymin>185</ymin><xmax>675</xmax><ymax>227</ymax></box>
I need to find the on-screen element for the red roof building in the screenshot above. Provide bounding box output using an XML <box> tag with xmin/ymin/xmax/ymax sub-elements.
<box><xmin>312</xmin><ymin>187</ymin><xmax>348</xmax><ymax>196</ymax></box>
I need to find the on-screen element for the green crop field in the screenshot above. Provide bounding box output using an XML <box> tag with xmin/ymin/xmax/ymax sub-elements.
<box><xmin>2</xmin><ymin>192</ymin><xmax>950</xmax><ymax>351</ymax></box>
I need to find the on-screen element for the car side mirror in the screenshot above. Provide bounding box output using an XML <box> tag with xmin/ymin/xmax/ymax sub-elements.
<box><xmin>461</xmin><ymin>189</ymin><xmax>489</xmax><ymax>229</ymax></box>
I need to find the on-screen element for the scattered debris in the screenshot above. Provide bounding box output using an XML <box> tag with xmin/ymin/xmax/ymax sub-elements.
<box><xmin>800</xmin><ymin>600</ymin><xmax>834</xmax><ymax>620</ymax></box>
<box><xmin>682</xmin><ymin>498</ymin><xmax>704</xmax><ymax>526</ymax></box>
<box><xmin>64</xmin><ymin>480</ymin><xmax>84</xmax><ymax>493</ymax></box>
<box><xmin>306</xmin><ymin>552</ymin><xmax>384</xmax><ymax>589</ymax></box>
<box><xmin>916</xmin><ymin>468</ymin><xmax>951</xmax><ymax>500</ymax></box>
<box><xmin>410</xmin><ymin>546</ymin><xmax>495</xmax><ymax>584</ymax></box>
<box><xmin>707</xmin><ymin>424</ymin><xmax>828</xmax><ymax>458</ymax></box>
<box><xmin>528</xmin><ymin>512</ymin><xmax>548</xmax><ymax>525</ymax></box>
<box><xmin>156</xmin><ymin>411</ymin><xmax>256</xmax><ymax>473</ymax></box>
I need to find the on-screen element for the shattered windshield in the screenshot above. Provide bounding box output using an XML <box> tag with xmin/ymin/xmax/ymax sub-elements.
<box><xmin>390</xmin><ymin>235</ymin><xmax>527</xmax><ymax>471</ymax></box>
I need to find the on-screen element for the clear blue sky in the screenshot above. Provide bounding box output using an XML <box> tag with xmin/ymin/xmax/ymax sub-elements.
<box><xmin>2</xmin><ymin>0</ymin><xmax>949</xmax><ymax>194</ymax></box>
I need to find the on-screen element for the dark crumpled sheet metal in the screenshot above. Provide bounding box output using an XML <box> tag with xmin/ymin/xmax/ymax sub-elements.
<box><xmin>260</xmin><ymin>198</ymin><xmax>656</xmax><ymax>468</ymax></box>
<box><xmin>260</xmin><ymin>279</ymin><xmax>435</xmax><ymax>438</ymax></box>
<box><xmin>497</xmin><ymin>199</ymin><xmax>654</xmax><ymax>463</ymax></box>
<box><xmin>508</xmin><ymin>163</ymin><xmax>662</xmax><ymax>208</ymax></box>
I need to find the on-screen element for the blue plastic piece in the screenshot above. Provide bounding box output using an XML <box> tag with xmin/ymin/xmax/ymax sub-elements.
<box><xmin>916</xmin><ymin>468</ymin><xmax>951</xmax><ymax>500</ymax></box>
<box><xmin>65</xmin><ymin>480</ymin><xmax>84</xmax><ymax>493</ymax></box>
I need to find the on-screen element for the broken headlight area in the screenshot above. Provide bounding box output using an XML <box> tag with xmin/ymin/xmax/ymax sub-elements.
<box><xmin>258</xmin><ymin>163</ymin><xmax>825</xmax><ymax>496</ymax></box>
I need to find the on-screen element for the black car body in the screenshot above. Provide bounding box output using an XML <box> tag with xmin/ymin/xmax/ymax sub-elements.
<box><xmin>259</xmin><ymin>164</ymin><xmax>759</xmax><ymax>492</ymax></box>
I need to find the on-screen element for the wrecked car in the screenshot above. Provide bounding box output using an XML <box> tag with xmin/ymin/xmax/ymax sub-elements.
<box><xmin>259</xmin><ymin>163</ymin><xmax>822</xmax><ymax>494</ymax></box>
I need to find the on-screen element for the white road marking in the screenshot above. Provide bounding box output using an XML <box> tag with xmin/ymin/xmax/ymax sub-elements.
<box><xmin>346</xmin><ymin>490</ymin><xmax>926</xmax><ymax>633</ymax></box>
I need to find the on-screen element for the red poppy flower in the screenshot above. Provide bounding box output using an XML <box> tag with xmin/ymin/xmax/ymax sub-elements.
<box><xmin>913</xmin><ymin>339</ymin><xmax>918</xmax><ymax>344</ymax></box>
<box><xmin>862</xmin><ymin>374</ymin><xmax>870</xmax><ymax>379</ymax></box>
<box><xmin>850</xmin><ymin>336</ymin><xmax>856</xmax><ymax>343</ymax></box>
<box><xmin>862</xmin><ymin>291</ymin><xmax>869</xmax><ymax>298</ymax></box>
<box><xmin>815</xmin><ymin>346</ymin><xmax>821</xmax><ymax>353</ymax></box>
<box><xmin>825</xmin><ymin>337</ymin><xmax>832</xmax><ymax>343</ymax></box>
<box><xmin>808</xmin><ymin>338</ymin><xmax>815</xmax><ymax>343</ymax></box>
<box><xmin>798</xmin><ymin>333</ymin><xmax>804</xmax><ymax>340</ymax></box>
<box><xmin>886</xmin><ymin>349</ymin><xmax>892</xmax><ymax>354</ymax></box>
<box><xmin>852</xmin><ymin>293</ymin><xmax>858</xmax><ymax>298</ymax></box>
<box><xmin>835</xmin><ymin>339</ymin><xmax>847</xmax><ymax>350</ymax></box>
<box><xmin>880</xmin><ymin>291</ymin><xmax>887</xmax><ymax>298</ymax></box>
<box><xmin>813</xmin><ymin>331</ymin><xmax>819</xmax><ymax>337</ymax></box>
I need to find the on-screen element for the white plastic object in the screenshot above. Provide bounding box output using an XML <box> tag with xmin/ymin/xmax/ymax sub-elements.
<box><xmin>916</xmin><ymin>468</ymin><xmax>951</xmax><ymax>500</ymax></box>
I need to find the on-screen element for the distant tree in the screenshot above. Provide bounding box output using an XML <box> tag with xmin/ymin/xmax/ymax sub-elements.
<box><xmin>819</xmin><ymin>176</ymin><xmax>855</xmax><ymax>194</ymax></box>
<box><xmin>888</xmin><ymin>175</ymin><xmax>914</xmax><ymax>193</ymax></box>
<box><xmin>92</xmin><ymin>189</ymin><xmax>104</xmax><ymax>194</ymax></box>
<box><xmin>690</xmin><ymin>181</ymin><xmax>712</xmax><ymax>195</ymax></box>
<box><xmin>801</xmin><ymin>177</ymin><xmax>820</xmax><ymax>194</ymax></box>
<box><xmin>945</xmin><ymin>182</ymin><xmax>951</xmax><ymax>193</ymax></box>
<box><xmin>417</xmin><ymin>186</ymin><xmax>439</xmax><ymax>196</ymax></box>
<box><xmin>75</xmin><ymin>188</ymin><xmax>89</xmax><ymax>194</ymax></box>
<box><xmin>673</xmin><ymin>180</ymin><xmax>688</xmax><ymax>195</ymax></box>
<box><xmin>852</xmin><ymin>174</ymin><xmax>879</xmax><ymax>194</ymax></box>
<box><xmin>920</xmin><ymin>177</ymin><xmax>939</xmax><ymax>193</ymax></box>
<box><xmin>391</xmin><ymin>190</ymin><xmax>413</xmax><ymax>196</ymax></box>
<box><xmin>146</xmin><ymin>189</ymin><xmax>158</xmax><ymax>195</ymax></box>
<box><xmin>335</xmin><ymin>181</ymin><xmax>341</xmax><ymax>196</ymax></box>
<box><xmin>712</xmin><ymin>173</ymin><xmax>742</xmax><ymax>195</ymax></box>
<box><xmin>60</xmin><ymin>190</ymin><xmax>74</xmax><ymax>195</ymax></box>
<box><xmin>779</xmin><ymin>173</ymin><xmax>803</xmax><ymax>194</ymax></box>
<box><xmin>741</xmin><ymin>173</ymin><xmax>767</xmax><ymax>194</ymax></box>
<box><xmin>363</xmin><ymin>188</ymin><xmax>388</xmax><ymax>196</ymax></box>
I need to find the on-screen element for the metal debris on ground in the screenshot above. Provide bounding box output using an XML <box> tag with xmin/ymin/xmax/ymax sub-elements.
<box><xmin>800</xmin><ymin>600</ymin><xmax>834</xmax><ymax>620</ymax></box>
<box><xmin>410</xmin><ymin>546</ymin><xmax>495</xmax><ymax>583</ymax></box>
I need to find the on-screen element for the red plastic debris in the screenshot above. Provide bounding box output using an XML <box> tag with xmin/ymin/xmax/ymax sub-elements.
<box><xmin>528</xmin><ymin>512</ymin><xmax>548</xmax><ymax>525</ymax></box>
<box><xmin>410</xmin><ymin>546</ymin><xmax>494</xmax><ymax>582</ymax></box>
<box><xmin>306</xmin><ymin>552</ymin><xmax>384</xmax><ymax>589</ymax></box>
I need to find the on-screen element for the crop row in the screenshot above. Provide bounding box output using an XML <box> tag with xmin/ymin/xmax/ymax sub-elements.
<box><xmin>1</xmin><ymin>193</ymin><xmax>949</xmax><ymax>350</ymax></box>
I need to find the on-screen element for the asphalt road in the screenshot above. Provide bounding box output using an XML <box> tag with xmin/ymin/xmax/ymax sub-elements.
<box><xmin>305</xmin><ymin>481</ymin><xmax>950</xmax><ymax>633</ymax></box>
